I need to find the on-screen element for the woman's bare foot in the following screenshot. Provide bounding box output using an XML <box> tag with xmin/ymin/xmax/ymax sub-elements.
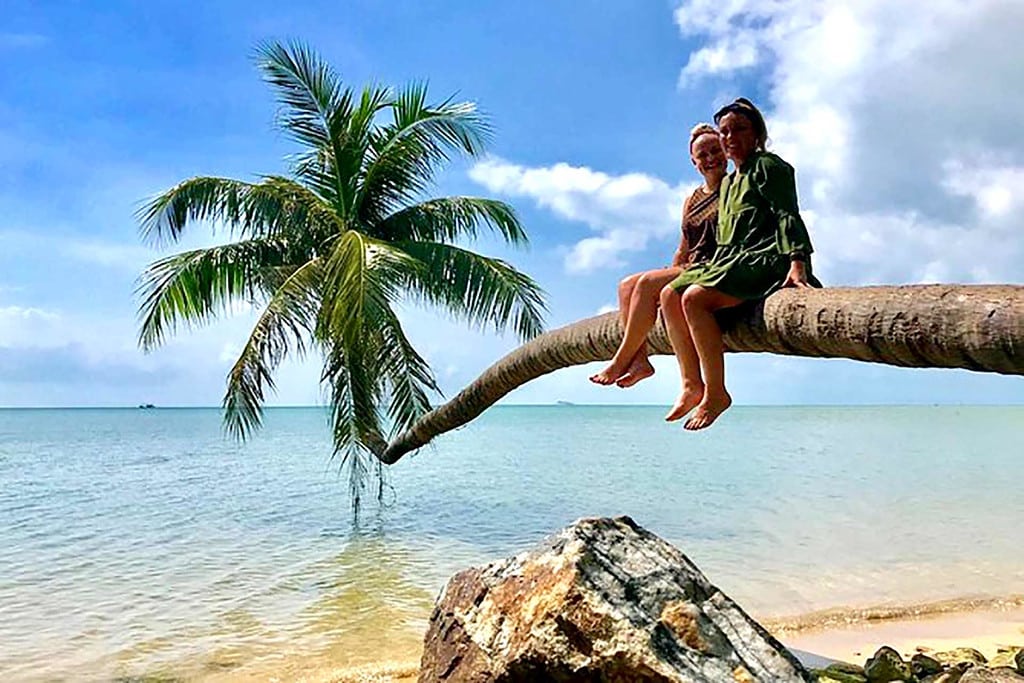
<box><xmin>684</xmin><ymin>391</ymin><xmax>732</xmax><ymax>430</ymax></box>
<box><xmin>665</xmin><ymin>383</ymin><xmax>704</xmax><ymax>421</ymax></box>
<box><xmin>615</xmin><ymin>357</ymin><xmax>655</xmax><ymax>388</ymax></box>
<box><xmin>589</xmin><ymin>357</ymin><xmax>631</xmax><ymax>385</ymax></box>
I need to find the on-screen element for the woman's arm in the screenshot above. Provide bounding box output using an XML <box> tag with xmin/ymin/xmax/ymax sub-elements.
<box><xmin>671</xmin><ymin>230</ymin><xmax>690</xmax><ymax>268</ymax></box>
<box><xmin>753</xmin><ymin>154</ymin><xmax>814</xmax><ymax>260</ymax></box>
<box><xmin>753</xmin><ymin>154</ymin><xmax>813</xmax><ymax>287</ymax></box>
<box><xmin>671</xmin><ymin>201</ymin><xmax>691</xmax><ymax>268</ymax></box>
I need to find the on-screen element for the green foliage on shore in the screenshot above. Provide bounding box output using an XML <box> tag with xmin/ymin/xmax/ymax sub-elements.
<box><xmin>136</xmin><ymin>41</ymin><xmax>546</xmax><ymax>514</ymax></box>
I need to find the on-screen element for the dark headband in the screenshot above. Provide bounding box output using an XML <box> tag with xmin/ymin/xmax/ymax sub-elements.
<box><xmin>713</xmin><ymin>97</ymin><xmax>766</xmax><ymax>132</ymax></box>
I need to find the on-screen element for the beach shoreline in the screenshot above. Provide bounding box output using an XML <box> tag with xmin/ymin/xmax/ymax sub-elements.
<box><xmin>221</xmin><ymin>597</ymin><xmax>1024</xmax><ymax>682</ymax></box>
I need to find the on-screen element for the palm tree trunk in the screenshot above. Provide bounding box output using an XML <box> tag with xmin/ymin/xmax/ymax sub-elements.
<box><xmin>380</xmin><ymin>285</ymin><xmax>1024</xmax><ymax>464</ymax></box>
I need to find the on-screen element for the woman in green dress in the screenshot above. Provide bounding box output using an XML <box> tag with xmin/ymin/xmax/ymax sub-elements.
<box><xmin>660</xmin><ymin>98</ymin><xmax>821</xmax><ymax>430</ymax></box>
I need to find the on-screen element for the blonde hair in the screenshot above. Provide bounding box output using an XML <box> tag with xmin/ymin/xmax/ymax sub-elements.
<box><xmin>688</xmin><ymin>123</ymin><xmax>718</xmax><ymax>153</ymax></box>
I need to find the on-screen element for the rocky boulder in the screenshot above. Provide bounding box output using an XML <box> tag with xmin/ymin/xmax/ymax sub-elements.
<box><xmin>418</xmin><ymin>516</ymin><xmax>809</xmax><ymax>682</ymax></box>
<box><xmin>864</xmin><ymin>646</ymin><xmax>914</xmax><ymax>682</ymax></box>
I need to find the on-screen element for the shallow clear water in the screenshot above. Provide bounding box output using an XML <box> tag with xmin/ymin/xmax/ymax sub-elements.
<box><xmin>1</xmin><ymin>405</ymin><xmax>1023</xmax><ymax>681</ymax></box>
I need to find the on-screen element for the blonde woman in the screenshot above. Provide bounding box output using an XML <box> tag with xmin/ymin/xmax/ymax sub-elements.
<box><xmin>590</xmin><ymin>123</ymin><xmax>727</xmax><ymax>388</ymax></box>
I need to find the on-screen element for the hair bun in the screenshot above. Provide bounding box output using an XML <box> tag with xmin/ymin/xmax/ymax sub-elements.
<box><xmin>689</xmin><ymin>122</ymin><xmax>717</xmax><ymax>151</ymax></box>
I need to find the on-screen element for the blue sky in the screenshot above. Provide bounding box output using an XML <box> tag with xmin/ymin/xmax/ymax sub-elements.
<box><xmin>1</xmin><ymin>0</ymin><xmax>1022</xmax><ymax>408</ymax></box>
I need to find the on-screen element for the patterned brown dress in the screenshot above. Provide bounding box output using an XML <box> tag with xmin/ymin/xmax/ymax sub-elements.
<box><xmin>681</xmin><ymin>184</ymin><xmax>718</xmax><ymax>265</ymax></box>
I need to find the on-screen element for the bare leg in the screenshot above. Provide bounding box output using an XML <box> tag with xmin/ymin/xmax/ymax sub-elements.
<box><xmin>681</xmin><ymin>285</ymin><xmax>743</xmax><ymax>430</ymax></box>
<box><xmin>659</xmin><ymin>284</ymin><xmax>704</xmax><ymax>421</ymax></box>
<box><xmin>616</xmin><ymin>268</ymin><xmax>682</xmax><ymax>387</ymax></box>
<box><xmin>590</xmin><ymin>273</ymin><xmax>641</xmax><ymax>385</ymax></box>
<box><xmin>590</xmin><ymin>268</ymin><xmax>680</xmax><ymax>386</ymax></box>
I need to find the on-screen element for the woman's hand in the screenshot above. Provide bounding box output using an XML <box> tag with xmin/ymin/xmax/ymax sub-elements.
<box><xmin>783</xmin><ymin>260</ymin><xmax>810</xmax><ymax>288</ymax></box>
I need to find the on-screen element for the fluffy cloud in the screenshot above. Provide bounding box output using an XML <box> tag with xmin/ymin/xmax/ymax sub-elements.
<box><xmin>673</xmin><ymin>0</ymin><xmax>1024</xmax><ymax>285</ymax></box>
<box><xmin>469</xmin><ymin>158</ymin><xmax>693</xmax><ymax>272</ymax></box>
<box><xmin>472</xmin><ymin>2</ymin><xmax>1024</xmax><ymax>287</ymax></box>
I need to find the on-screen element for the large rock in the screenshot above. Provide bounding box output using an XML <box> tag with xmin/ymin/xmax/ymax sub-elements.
<box><xmin>418</xmin><ymin>516</ymin><xmax>809</xmax><ymax>682</ymax></box>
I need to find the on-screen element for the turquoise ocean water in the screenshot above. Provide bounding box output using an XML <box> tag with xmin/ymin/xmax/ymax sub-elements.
<box><xmin>2</xmin><ymin>405</ymin><xmax>1023</xmax><ymax>681</ymax></box>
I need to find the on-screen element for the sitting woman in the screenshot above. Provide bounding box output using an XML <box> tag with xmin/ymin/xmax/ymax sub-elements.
<box><xmin>589</xmin><ymin>123</ymin><xmax>726</xmax><ymax>388</ymax></box>
<box><xmin>660</xmin><ymin>98</ymin><xmax>821</xmax><ymax>429</ymax></box>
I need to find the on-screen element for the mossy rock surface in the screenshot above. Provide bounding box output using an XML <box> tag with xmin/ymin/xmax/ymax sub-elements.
<box><xmin>865</xmin><ymin>646</ymin><xmax>914</xmax><ymax>682</ymax></box>
<box><xmin>989</xmin><ymin>650</ymin><xmax>1021</xmax><ymax>669</ymax></box>
<box><xmin>811</xmin><ymin>664</ymin><xmax>867</xmax><ymax>683</ymax></box>
<box><xmin>934</xmin><ymin>648</ymin><xmax>988</xmax><ymax>666</ymax></box>
<box><xmin>912</xmin><ymin>653</ymin><xmax>946</xmax><ymax>677</ymax></box>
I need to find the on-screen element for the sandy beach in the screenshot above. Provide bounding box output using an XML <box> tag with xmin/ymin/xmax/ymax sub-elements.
<box><xmin>778</xmin><ymin>602</ymin><xmax>1024</xmax><ymax>667</ymax></box>
<box><xmin>217</xmin><ymin>599</ymin><xmax>1024</xmax><ymax>682</ymax></box>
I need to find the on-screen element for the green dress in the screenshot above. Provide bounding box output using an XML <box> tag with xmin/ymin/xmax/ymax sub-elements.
<box><xmin>669</xmin><ymin>151</ymin><xmax>820</xmax><ymax>299</ymax></box>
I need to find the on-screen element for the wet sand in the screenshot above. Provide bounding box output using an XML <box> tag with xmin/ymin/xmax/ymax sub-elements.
<box><xmin>302</xmin><ymin>598</ymin><xmax>1024</xmax><ymax>682</ymax></box>
<box><xmin>779</xmin><ymin>602</ymin><xmax>1024</xmax><ymax>667</ymax></box>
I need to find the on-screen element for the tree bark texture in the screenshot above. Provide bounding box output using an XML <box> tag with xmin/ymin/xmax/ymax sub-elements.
<box><xmin>381</xmin><ymin>285</ymin><xmax>1024</xmax><ymax>464</ymax></box>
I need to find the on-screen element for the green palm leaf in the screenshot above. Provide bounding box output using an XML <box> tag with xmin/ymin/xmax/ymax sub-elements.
<box><xmin>373</xmin><ymin>301</ymin><xmax>439</xmax><ymax>435</ymax></box>
<box><xmin>355</xmin><ymin>83</ymin><xmax>490</xmax><ymax>222</ymax></box>
<box><xmin>255</xmin><ymin>40</ymin><xmax>341</xmax><ymax>152</ymax></box>
<box><xmin>376</xmin><ymin>196</ymin><xmax>528</xmax><ymax>245</ymax></box>
<box><xmin>136</xmin><ymin>239</ymin><xmax>291</xmax><ymax>351</ymax></box>
<box><xmin>321</xmin><ymin>339</ymin><xmax>386</xmax><ymax>514</ymax></box>
<box><xmin>137</xmin><ymin>176</ymin><xmax>337</xmax><ymax>246</ymax></box>
<box><xmin>223</xmin><ymin>258</ymin><xmax>323</xmax><ymax>440</ymax></box>
<box><xmin>396</xmin><ymin>241</ymin><xmax>546</xmax><ymax>341</ymax></box>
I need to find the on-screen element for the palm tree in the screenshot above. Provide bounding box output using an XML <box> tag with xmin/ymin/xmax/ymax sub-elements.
<box><xmin>381</xmin><ymin>284</ymin><xmax>1024</xmax><ymax>463</ymax></box>
<box><xmin>136</xmin><ymin>41</ymin><xmax>546</xmax><ymax>512</ymax></box>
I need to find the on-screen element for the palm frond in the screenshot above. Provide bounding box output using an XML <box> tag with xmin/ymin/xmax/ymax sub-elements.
<box><xmin>136</xmin><ymin>239</ymin><xmax>292</xmax><ymax>351</ymax></box>
<box><xmin>355</xmin><ymin>85</ymin><xmax>492</xmax><ymax>222</ymax></box>
<box><xmin>396</xmin><ymin>241</ymin><xmax>547</xmax><ymax>341</ymax></box>
<box><xmin>137</xmin><ymin>176</ymin><xmax>338</xmax><ymax>247</ymax></box>
<box><xmin>376</xmin><ymin>196</ymin><xmax>528</xmax><ymax>245</ymax></box>
<box><xmin>255</xmin><ymin>40</ymin><xmax>343</xmax><ymax>153</ymax></box>
<box><xmin>320</xmin><ymin>339</ymin><xmax>386</xmax><ymax>515</ymax></box>
<box><xmin>330</xmin><ymin>84</ymin><xmax>393</xmax><ymax>217</ymax></box>
<box><xmin>256</xmin><ymin>40</ymin><xmax>359</xmax><ymax>213</ymax></box>
<box><xmin>373</xmin><ymin>302</ymin><xmax>440</xmax><ymax>436</ymax></box>
<box><xmin>318</xmin><ymin>230</ymin><xmax>416</xmax><ymax>346</ymax></box>
<box><xmin>223</xmin><ymin>258</ymin><xmax>323</xmax><ymax>440</ymax></box>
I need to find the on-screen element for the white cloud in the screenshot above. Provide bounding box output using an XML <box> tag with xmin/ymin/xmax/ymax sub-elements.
<box><xmin>0</xmin><ymin>305</ymin><xmax>63</xmax><ymax>348</ymax></box>
<box><xmin>678</xmin><ymin>34</ymin><xmax>760</xmax><ymax>87</ymax></box>
<box><xmin>670</xmin><ymin>0</ymin><xmax>1024</xmax><ymax>286</ymax></box>
<box><xmin>942</xmin><ymin>159</ymin><xmax>1024</xmax><ymax>219</ymax></box>
<box><xmin>469</xmin><ymin>158</ymin><xmax>692</xmax><ymax>273</ymax></box>
<box><xmin>469</xmin><ymin>2</ymin><xmax>1024</xmax><ymax>287</ymax></box>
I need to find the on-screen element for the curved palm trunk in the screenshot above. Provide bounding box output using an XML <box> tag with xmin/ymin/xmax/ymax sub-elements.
<box><xmin>380</xmin><ymin>285</ymin><xmax>1024</xmax><ymax>464</ymax></box>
